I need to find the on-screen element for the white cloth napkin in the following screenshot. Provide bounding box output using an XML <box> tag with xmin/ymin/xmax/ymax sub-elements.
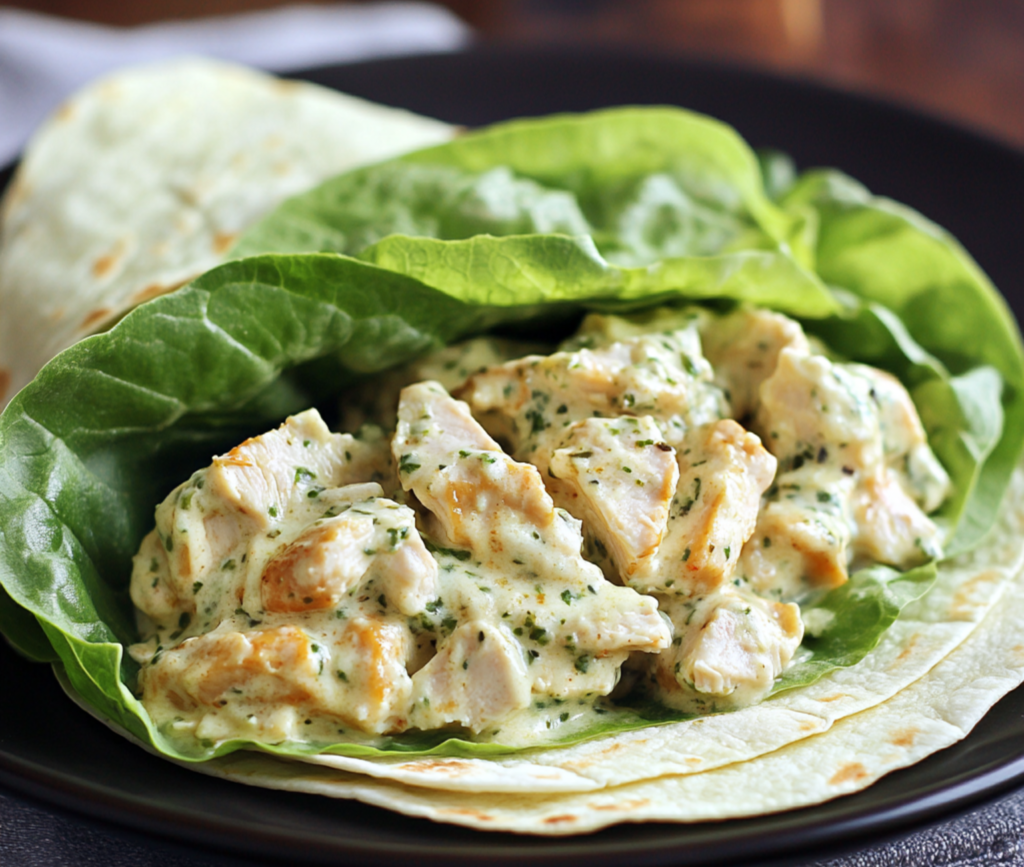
<box><xmin>0</xmin><ymin>2</ymin><xmax>471</xmax><ymax>164</ymax></box>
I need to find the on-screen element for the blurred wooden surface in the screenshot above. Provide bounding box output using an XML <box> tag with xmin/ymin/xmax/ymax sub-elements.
<box><xmin>8</xmin><ymin>0</ymin><xmax>1024</xmax><ymax>148</ymax></box>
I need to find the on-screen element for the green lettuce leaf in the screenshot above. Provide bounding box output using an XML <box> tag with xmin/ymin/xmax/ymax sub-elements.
<box><xmin>236</xmin><ymin>107</ymin><xmax>811</xmax><ymax>268</ymax></box>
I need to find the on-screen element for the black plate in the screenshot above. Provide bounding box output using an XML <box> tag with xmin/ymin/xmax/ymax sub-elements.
<box><xmin>2</xmin><ymin>45</ymin><xmax>1024</xmax><ymax>867</ymax></box>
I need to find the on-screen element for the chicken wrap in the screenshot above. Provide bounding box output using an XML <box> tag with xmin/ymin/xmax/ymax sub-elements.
<box><xmin>0</xmin><ymin>67</ymin><xmax>1022</xmax><ymax>835</ymax></box>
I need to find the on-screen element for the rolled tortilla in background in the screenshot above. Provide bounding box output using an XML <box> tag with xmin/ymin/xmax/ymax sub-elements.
<box><xmin>0</xmin><ymin>57</ymin><xmax>454</xmax><ymax>407</ymax></box>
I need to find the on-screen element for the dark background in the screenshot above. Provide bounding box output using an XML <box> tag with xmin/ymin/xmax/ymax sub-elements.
<box><xmin>7</xmin><ymin>0</ymin><xmax>1024</xmax><ymax>149</ymax></box>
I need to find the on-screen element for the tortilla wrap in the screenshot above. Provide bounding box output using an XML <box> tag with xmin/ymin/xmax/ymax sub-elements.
<box><xmin>0</xmin><ymin>58</ymin><xmax>453</xmax><ymax>406</ymax></box>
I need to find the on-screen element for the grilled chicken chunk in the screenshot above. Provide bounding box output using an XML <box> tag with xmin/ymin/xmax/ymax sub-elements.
<box><xmin>651</xmin><ymin>588</ymin><xmax>803</xmax><ymax>710</ymax></box>
<box><xmin>627</xmin><ymin>419</ymin><xmax>776</xmax><ymax>595</ymax></box>
<box><xmin>701</xmin><ymin>307</ymin><xmax>810</xmax><ymax>418</ymax></box>
<box><xmin>547</xmin><ymin>416</ymin><xmax>679</xmax><ymax>581</ymax></box>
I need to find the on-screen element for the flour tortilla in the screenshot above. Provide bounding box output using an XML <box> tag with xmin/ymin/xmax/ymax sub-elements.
<box><xmin>0</xmin><ymin>58</ymin><xmax>453</xmax><ymax>407</ymax></box>
<box><xmin>177</xmin><ymin>473</ymin><xmax>1024</xmax><ymax>833</ymax></box>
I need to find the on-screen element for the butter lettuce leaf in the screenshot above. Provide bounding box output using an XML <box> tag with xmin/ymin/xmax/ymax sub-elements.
<box><xmin>236</xmin><ymin>107</ymin><xmax>810</xmax><ymax>268</ymax></box>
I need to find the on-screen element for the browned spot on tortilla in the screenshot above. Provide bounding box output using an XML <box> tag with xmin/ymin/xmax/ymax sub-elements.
<box><xmin>48</xmin><ymin>306</ymin><xmax>66</xmax><ymax>323</ymax></box>
<box><xmin>133</xmin><ymin>284</ymin><xmax>168</xmax><ymax>304</ymax></box>
<box><xmin>950</xmin><ymin>570</ymin><xmax>1001</xmax><ymax>617</ymax></box>
<box><xmin>799</xmin><ymin>720</ymin><xmax>819</xmax><ymax>732</ymax></box>
<box><xmin>132</xmin><ymin>278</ymin><xmax>189</xmax><ymax>306</ymax></box>
<box><xmin>890</xmin><ymin>727</ymin><xmax>919</xmax><ymax>748</ymax></box>
<box><xmin>829</xmin><ymin>762</ymin><xmax>869</xmax><ymax>786</ymax></box>
<box><xmin>0</xmin><ymin>368</ymin><xmax>10</xmax><ymax>403</ymax></box>
<box><xmin>213</xmin><ymin>231</ymin><xmax>238</xmax><ymax>254</ymax></box>
<box><xmin>437</xmin><ymin>808</ymin><xmax>494</xmax><ymax>821</ymax></box>
<box><xmin>588</xmin><ymin>798</ymin><xmax>650</xmax><ymax>812</ymax></box>
<box><xmin>685</xmin><ymin>757</ymin><xmax>702</xmax><ymax>765</ymax></box>
<box><xmin>894</xmin><ymin>634</ymin><xmax>921</xmax><ymax>665</ymax></box>
<box><xmin>398</xmin><ymin>759</ymin><xmax>474</xmax><ymax>777</ymax></box>
<box><xmin>272</xmin><ymin>79</ymin><xmax>301</xmax><ymax>94</ymax></box>
<box><xmin>818</xmin><ymin>693</ymin><xmax>848</xmax><ymax>703</ymax></box>
<box><xmin>81</xmin><ymin>308</ymin><xmax>113</xmax><ymax>330</ymax></box>
<box><xmin>92</xmin><ymin>239</ymin><xmax>126</xmax><ymax>279</ymax></box>
<box><xmin>543</xmin><ymin>814</ymin><xmax>578</xmax><ymax>825</ymax></box>
<box><xmin>55</xmin><ymin>101</ymin><xmax>75</xmax><ymax>121</ymax></box>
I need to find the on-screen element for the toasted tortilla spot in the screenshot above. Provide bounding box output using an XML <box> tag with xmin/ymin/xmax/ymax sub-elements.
<box><xmin>799</xmin><ymin>720</ymin><xmax>819</xmax><ymax>732</ymax></box>
<box><xmin>55</xmin><ymin>101</ymin><xmax>75</xmax><ymax>122</ymax></box>
<box><xmin>80</xmin><ymin>308</ymin><xmax>113</xmax><ymax>331</ymax></box>
<box><xmin>829</xmin><ymin>762</ymin><xmax>869</xmax><ymax>786</ymax></box>
<box><xmin>398</xmin><ymin>759</ymin><xmax>473</xmax><ymax>776</ymax></box>
<box><xmin>132</xmin><ymin>282</ymin><xmax>177</xmax><ymax>305</ymax></box>
<box><xmin>437</xmin><ymin>808</ymin><xmax>495</xmax><ymax>821</ymax></box>
<box><xmin>48</xmin><ymin>307</ymin><xmax>65</xmax><ymax>323</ymax></box>
<box><xmin>543</xmin><ymin>814</ymin><xmax>579</xmax><ymax>825</ymax></box>
<box><xmin>890</xmin><ymin>727</ymin><xmax>919</xmax><ymax>747</ymax></box>
<box><xmin>588</xmin><ymin>798</ymin><xmax>650</xmax><ymax>812</ymax></box>
<box><xmin>212</xmin><ymin>231</ymin><xmax>238</xmax><ymax>254</ymax></box>
<box><xmin>950</xmin><ymin>570</ymin><xmax>1001</xmax><ymax>617</ymax></box>
<box><xmin>893</xmin><ymin>634</ymin><xmax>921</xmax><ymax>665</ymax></box>
<box><xmin>0</xmin><ymin>368</ymin><xmax>9</xmax><ymax>403</ymax></box>
<box><xmin>92</xmin><ymin>240</ymin><xmax>125</xmax><ymax>279</ymax></box>
<box><xmin>818</xmin><ymin>693</ymin><xmax>848</xmax><ymax>703</ymax></box>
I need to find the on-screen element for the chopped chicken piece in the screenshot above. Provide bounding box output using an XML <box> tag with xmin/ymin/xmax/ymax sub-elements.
<box><xmin>260</xmin><ymin>497</ymin><xmax>437</xmax><ymax>616</ymax></box>
<box><xmin>332</xmin><ymin>616</ymin><xmax>415</xmax><ymax>733</ymax></box>
<box><xmin>628</xmin><ymin>419</ymin><xmax>776</xmax><ymax>595</ymax></box>
<box><xmin>849</xmin><ymin>364</ymin><xmax>951</xmax><ymax>511</ymax></box>
<box><xmin>142</xmin><ymin>625</ymin><xmax>323</xmax><ymax>714</ymax></box>
<box><xmin>756</xmin><ymin>349</ymin><xmax>882</xmax><ymax>472</ymax></box>
<box><xmin>141</xmin><ymin>618</ymin><xmax>416</xmax><ymax>740</ymax></box>
<box><xmin>394</xmin><ymin>381</ymin><xmax>590</xmax><ymax>576</ymax></box>
<box><xmin>547</xmin><ymin>416</ymin><xmax>679</xmax><ymax>580</ymax></box>
<box><xmin>852</xmin><ymin>470</ymin><xmax>942</xmax><ymax>565</ymax></box>
<box><xmin>650</xmin><ymin>589</ymin><xmax>803</xmax><ymax>710</ymax></box>
<box><xmin>203</xmin><ymin>410</ymin><xmax>393</xmax><ymax>533</ymax></box>
<box><xmin>739</xmin><ymin>471</ymin><xmax>855</xmax><ymax>599</ymax></box>
<box><xmin>701</xmin><ymin>307</ymin><xmax>810</xmax><ymax>418</ymax></box>
<box><xmin>130</xmin><ymin>528</ymin><xmax>182</xmax><ymax>623</ymax></box>
<box><xmin>410</xmin><ymin>621</ymin><xmax>532</xmax><ymax>733</ymax></box>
